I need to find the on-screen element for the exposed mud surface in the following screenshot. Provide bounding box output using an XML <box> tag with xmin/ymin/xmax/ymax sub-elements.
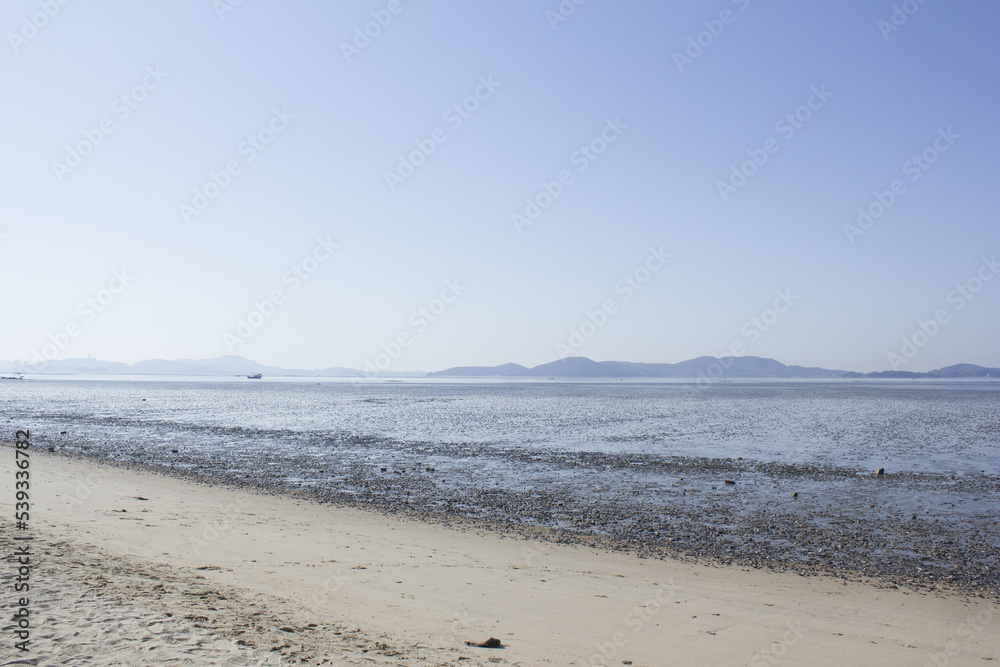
<box><xmin>8</xmin><ymin>379</ymin><xmax>1000</xmax><ymax>596</ymax></box>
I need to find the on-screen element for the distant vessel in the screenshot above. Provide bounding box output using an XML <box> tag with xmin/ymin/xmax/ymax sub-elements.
<box><xmin>1</xmin><ymin>373</ymin><xmax>24</xmax><ymax>380</ymax></box>
<box><xmin>247</xmin><ymin>373</ymin><xmax>262</xmax><ymax>379</ymax></box>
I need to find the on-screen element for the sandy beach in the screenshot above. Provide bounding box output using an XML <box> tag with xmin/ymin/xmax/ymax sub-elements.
<box><xmin>3</xmin><ymin>447</ymin><xmax>998</xmax><ymax>666</ymax></box>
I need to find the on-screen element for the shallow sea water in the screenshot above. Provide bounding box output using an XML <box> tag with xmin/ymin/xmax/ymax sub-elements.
<box><xmin>5</xmin><ymin>376</ymin><xmax>999</xmax><ymax>472</ymax></box>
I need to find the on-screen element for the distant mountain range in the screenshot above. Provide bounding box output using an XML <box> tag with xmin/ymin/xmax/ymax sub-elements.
<box><xmin>429</xmin><ymin>356</ymin><xmax>1000</xmax><ymax>379</ymax></box>
<box><xmin>0</xmin><ymin>355</ymin><xmax>413</xmax><ymax>378</ymax></box>
<box><xmin>839</xmin><ymin>363</ymin><xmax>1000</xmax><ymax>379</ymax></box>
<box><xmin>427</xmin><ymin>356</ymin><xmax>846</xmax><ymax>378</ymax></box>
<box><xmin>2</xmin><ymin>355</ymin><xmax>997</xmax><ymax>379</ymax></box>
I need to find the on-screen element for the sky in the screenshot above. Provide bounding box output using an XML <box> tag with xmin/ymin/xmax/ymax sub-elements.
<box><xmin>2</xmin><ymin>0</ymin><xmax>998</xmax><ymax>373</ymax></box>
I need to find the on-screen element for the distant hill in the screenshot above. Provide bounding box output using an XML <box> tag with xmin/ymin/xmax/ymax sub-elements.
<box><xmin>125</xmin><ymin>356</ymin><xmax>368</xmax><ymax>377</ymax></box>
<box><xmin>1</xmin><ymin>355</ymin><xmax>389</xmax><ymax>377</ymax></box>
<box><xmin>4</xmin><ymin>357</ymin><xmax>134</xmax><ymax>375</ymax></box>
<box><xmin>429</xmin><ymin>355</ymin><xmax>848</xmax><ymax>378</ymax></box>
<box><xmin>430</xmin><ymin>356</ymin><xmax>1000</xmax><ymax>379</ymax></box>
<box><xmin>842</xmin><ymin>364</ymin><xmax>1000</xmax><ymax>379</ymax></box>
<box><xmin>527</xmin><ymin>358</ymin><xmax>654</xmax><ymax>377</ymax></box>
<box><xmin>428</xmin><ymin>362</ymin><xmax>530</xmax><ymax>377</ymax></box>
<box><xmin>929</xmin><ymin>363</ymin><xmax>1000</xmax><ymax>378</ymax></box>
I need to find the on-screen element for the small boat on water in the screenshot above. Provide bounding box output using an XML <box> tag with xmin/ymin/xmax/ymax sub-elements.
<box><xmin>1</xmin><ymin>373</ymin><xmax>24</xmax><ymax>380</ymax></box>
<box><xmin>247</xmin><ymin>373</ymin><xmax>262</xmax><ymax>379</ymax></box>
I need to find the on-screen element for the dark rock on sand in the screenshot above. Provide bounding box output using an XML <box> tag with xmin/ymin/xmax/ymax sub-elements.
<box><xmin>465</xmin><ymin>637</ymin><xmax>503</xmax><ymax>648</ymax></box>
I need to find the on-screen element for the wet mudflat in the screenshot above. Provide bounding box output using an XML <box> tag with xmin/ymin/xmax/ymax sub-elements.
<box><xmin>7</xmin><ymin>377</ymin><xmax>999</xmax><ymax>595</ymax></box>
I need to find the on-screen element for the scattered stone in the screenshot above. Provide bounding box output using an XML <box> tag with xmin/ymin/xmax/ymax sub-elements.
<box><xmin>724</xmin><ymin>480</ymin><xmax>736</xmax><ymax>485</ymax></box>
<box><xmin>877</xmin><ymin>468</ymin><xmax>885</xmax><ymax>476</ymax></box>
<box><xmin>792</xmin><ymin>492</ymin><xmax>798</xmax><ymax>499</ymax></box>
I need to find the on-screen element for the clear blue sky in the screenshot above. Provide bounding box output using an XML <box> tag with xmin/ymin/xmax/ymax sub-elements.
<box><xmin>2</xmin><ymin>0</ymin><xmax>998</xmax><ymax>373</ymax></box>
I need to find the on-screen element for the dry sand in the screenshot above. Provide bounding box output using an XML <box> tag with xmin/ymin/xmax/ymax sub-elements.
<box><xmin>2</xmin><ymin>448</ymin><xmax>998</xmax><ymax>666</ymax></box>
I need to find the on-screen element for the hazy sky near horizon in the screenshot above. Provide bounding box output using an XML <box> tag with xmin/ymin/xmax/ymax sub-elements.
<box><xmin>2</xmin><ymin>0</ymin><xmax>998</xmax><ymax>373</ymax></box>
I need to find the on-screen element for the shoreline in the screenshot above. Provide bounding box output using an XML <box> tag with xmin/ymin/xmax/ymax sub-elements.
<box><xmin>36</xmin><ymin>442</ymin><xmax>1000</xmax><ymax>599</ymax></box>
<box><xmin>4</xmin><ymin>446</ymin><xmax>999</xmax><ymax>665</ymax></box>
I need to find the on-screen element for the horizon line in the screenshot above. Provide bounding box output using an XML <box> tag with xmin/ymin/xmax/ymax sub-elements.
<box><xmin>4</xmin><ymin>353</ymin><xmax>999</xmax><ymax>377</ymax></box>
